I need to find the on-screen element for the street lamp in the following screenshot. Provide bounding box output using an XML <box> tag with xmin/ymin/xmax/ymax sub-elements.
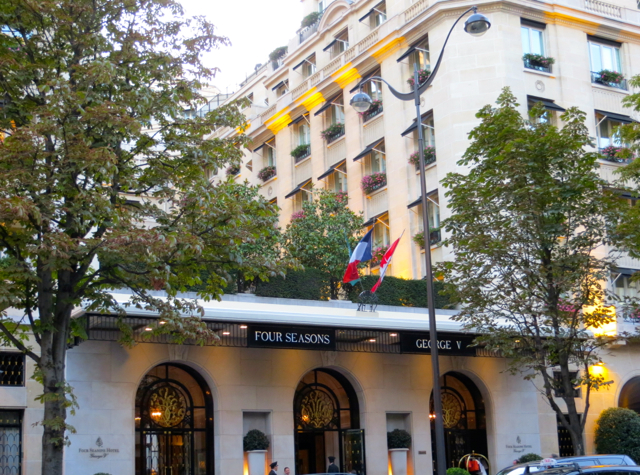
<box><xmin>350</xmin><ymin>7</ymin><xmax>490</xmax><ymax>475</ymax></box>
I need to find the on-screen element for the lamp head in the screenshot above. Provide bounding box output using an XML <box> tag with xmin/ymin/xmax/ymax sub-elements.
<box><xmin>350</xmin><ymin>91</ymin><xmax>373</xmax><ymax>113</ymax></box>
<box><xmin>464</xmin><ymin>11</ymin><xmax>491</xmax><ymax>37</ymax></box>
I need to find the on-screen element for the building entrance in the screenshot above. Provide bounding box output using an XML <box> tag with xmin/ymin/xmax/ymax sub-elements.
<box><xmin>430</xmin><ymin>372</ymin><xmax>488</xmax><ymax>469</ymax></box>
<box><xmin>619</xmin><ymin>376</ymin><xmax>640</xmax><ymax>413</ymax></box>
<box><xmin>294</xmin><ymin>368</ymin><xmax>365</xmax><ymax>475</ymax></box>
<box><xmin>135</xmin><ymin>363</ymin><xmax>213</xmax><ymax>475</ymax></box>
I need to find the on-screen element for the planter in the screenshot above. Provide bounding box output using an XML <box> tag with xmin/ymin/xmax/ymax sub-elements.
<box><xmin>389</xmin><ymin>448</ymin><xmax>409</xmax><ymax>475</ymax></box>
<box><xmin>247</xmin><ymin>450</ymin><xmax>267</xmax><ymax>475</ymax></box>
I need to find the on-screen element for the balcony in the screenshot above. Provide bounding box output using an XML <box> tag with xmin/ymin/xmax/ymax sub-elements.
<box><xmin>591</xmin><ymin>71</ymin><xmax>628</xmax><ymax>91</ymax></box>
<box><xmin>295</xmin><ymin>157</ymin><xmax>313</xmax><ymax>183</ymax></box>
<box><xmin>361</xmin><ymin>101</ymin><xmax>383</xmax><ymax>123</ymax></box>
<box><xmin>365</xmin><ymin>188</ymin><xmax>388</xmax><ymax>220</ymax></box>
<box><xmin>361</xmin><ymin>172</ymin><xmax>387</xmax><ymax>195</ymax></box>
<box><xmin>326</xmin><ymin>137</ymin><xmax>346</xmax><ymax>165</ymax></box>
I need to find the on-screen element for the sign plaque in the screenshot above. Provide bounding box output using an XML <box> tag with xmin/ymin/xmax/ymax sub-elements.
<box><xmin>247</xmin><ymin>325</ymin><xmax>336</xmax><ymax>350</ymax></box>
<box><xmin>400</xmin><ymin>332</ymin><xmax>476</xmax><ymax>356</ymax></box>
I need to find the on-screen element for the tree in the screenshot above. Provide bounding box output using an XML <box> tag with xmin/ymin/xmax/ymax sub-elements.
<box><xmin>283</xmin><ymin>189</ymin><xmax>363</xmax><ymax>299</ymax></box>
<box><xmin>0</xmin><ymin>1</ymin><xmax>282</xmax><ymax>474</ymax></box>
<box><xmin>594</xmin><ymin>407</ymin><xmax>640</xmax><ymax>461</ymax></box>
<box><xmin>440</xmin><ymin>88</ymin><xmax>617</xmax><ymax>455</ymax></box>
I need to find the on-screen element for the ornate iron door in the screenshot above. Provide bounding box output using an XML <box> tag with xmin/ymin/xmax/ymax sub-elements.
<box><xmin>341</xmin><ymin>429</ymin><xmax>366</xmax><ymax>475</ymax></box>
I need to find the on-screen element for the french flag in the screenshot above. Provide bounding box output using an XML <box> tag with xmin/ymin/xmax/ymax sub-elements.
<box><xmin>342</xmin><ymin>229</ymin><xmax>374</xmax><ymax>284</ymax></box>
<box><xmin>371</xmin><ymin>233</ymin><xmax>403</xmax><ymax>293</ymax></box>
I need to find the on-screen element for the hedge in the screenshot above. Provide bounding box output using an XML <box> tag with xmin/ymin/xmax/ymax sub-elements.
<box><xmin>255</xmin><ymin>268</ymin><xmax>331</xmax><ymax>301</ymax></box>
<box><xmin>595</xmin><ymin>407</ymin><xmax>640</xmax><ymax>461</ymax></box>
<box><xmin>347</xmin><ymin>275</ymin><xmax>452</xmax><ymax>309</ymax></box>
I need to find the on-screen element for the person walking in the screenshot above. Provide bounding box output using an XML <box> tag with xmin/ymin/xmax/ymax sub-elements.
<box><xmin>327</xmin><ymin>456</ymin><xmax>340</xmax><ymax>473</ymax></box>
<box><xmin>269</xmin><ymin>461</ymin><xmax>278</xmax><ymax>475</ymax></box>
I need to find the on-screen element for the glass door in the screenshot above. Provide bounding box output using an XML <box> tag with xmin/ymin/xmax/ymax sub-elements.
<box><xmin>341</xmin><ymin>429</ymin><xmax>366</xmax><ymax>475</ymax></box>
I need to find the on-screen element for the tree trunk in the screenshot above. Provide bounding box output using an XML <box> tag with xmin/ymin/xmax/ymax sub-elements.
<box><xmin>40</xmin><ymin>327</ymin><xmax>69</xmax><ymax>475</ymax></box>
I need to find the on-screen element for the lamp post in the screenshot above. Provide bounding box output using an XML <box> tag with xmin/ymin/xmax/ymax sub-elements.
<box><xmin>350</xmin><ymin>7</ymin><xmax>490</xmax><ymax>475</ymax></box>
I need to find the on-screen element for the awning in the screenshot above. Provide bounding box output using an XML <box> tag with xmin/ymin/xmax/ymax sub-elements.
<box><xmin>288</xmin><ymin>114</ymin><xmax>307</xmax><ymax>127</ymax></box>
<box><xmin>323</xmin><ymin>38</ymin><xmax>338</xmax><ymax>52</ymax></box>
<box><xmin>363</xmin><ymin>212</ymin><xmax>387</xmax><ymax>227</ymax></box>
<box><xmin>292</xmin><ymin>59</ymin><xmax>306</xmax><ymax>71</ymax></box>
<box><xmin>397</xmin><ymin>35</ymin><xmax>428</xmax><ymax>63</ymax></box>
<box><xmin>527</xmin><ymin>96</ymin><xmax>565</xmax><ymax>112</ymax></box>
<box><xmin>349</xmin><ymin>68</ymin><xmax>380</xmax><ymax>93</ymax></box>
<box><xmin>401</xmin><ymin>112</ymin><xmax>432</xmax><ymax>137</ymax></box>
<box><xmin>353</xmin><ymin>139</ymin><xmax>384</xmax><ymax>162</ymax></box>
<box><xmin>358</xmin><ymin>8</ymin><xmax>375</xmax><ymax>22</ymax></box>
<box><xmin>595</xmin><ymin>110</ymin><xmax>636</xmax><ymax>124</ymax></box>
<box><xmin>314</xmin><ymin>93</ymin><xmax>342</xmax><ymax>116</ymax></box>
<box><xmin>318</xmin><ymin>159</ymin><xmax>346</xmax><ymax>180</ymax></box>
<box><xmin>285</xmin><ymin>179</ymin><xmax>312</xmax><ymax>199</ymax></box>
<box><xmin>271</xmin><ymin>80</ymin><xmax>287</xmax><ymax>92</ymax></box>
<box><xmin>407</xmin><ymin>189</ymin><xmax>439</xmax><ymax>209</ymax></box>
<box><xmin>253</xmin><ymin>138</ymin><xmax>273</xmax><ymax>153</ymax></box>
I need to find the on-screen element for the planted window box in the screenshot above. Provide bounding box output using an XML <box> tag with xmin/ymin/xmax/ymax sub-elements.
<box><xmin>360</xmin><ymin>100</ymin><xmax>383</xmax><ymax>123</ymax></box>
<box><xmin>226</xmin><ymin>165</ymin><xmax>240</xmax><ymax>176</ymax></box>
<box><xmin>522</xmin><ymin>53</ymin><xmax>554</xmax><ymax>73</ymax></box>
<box><xmin>361</xmin><ymin>172</ymin><xmax>387</xmax><ymax>194</ymax></box>
<box><xmin>407</xmin><ymin>69</ymin><xmax>431</xmax><ymax>89</ymax></box>
<box><xmin>412</xmin><ymin>228</ymin><xmax>441</xmax><ymax>248</ymax></box>
<box><xmin>321</xmin><ymin>123</ymin><xmax>345</xmax><ymax>144</ymax></box>
<box><xmin>301</xmin><ymin>12</ymin><xmax>321</xmax><ymax>28</ymax></box>
<box><xmin>291</xmin><ymin>144</ymin><xmax>311</xmax><ymax>162</ymax></box>
<box><xmin>600</xmin><ymin>145</ymin><xmax>633</xmax><ymax>163</ymax></box>
<box><xmin>409</xmin><ymin>147</ymin><xmax>436</xmax><ymax>167</ymax></box>
<box><xmin>258</xmin><ymin>166</ymin><xmax>276</xmax><ymax>182</ymax></box>
<box><xmin>592</xmin><ymin>70</ymin><xmax>627</xmax><ymax>90</ymax></box>
<box><xmin>371</xmin><ymin>245</ymin><xmax>389</xmax><ymax>267</ymax></box>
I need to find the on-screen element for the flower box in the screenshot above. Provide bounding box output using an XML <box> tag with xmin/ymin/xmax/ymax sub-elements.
<box><xmin>361</xmin><ymin>172</ymin><xmax>387</xmax><ymax>194</ymax></box>
<box><xmin>360</xmin><ymin>100</ymin><xmax>383</xmax><ymax>123</ymax></box>
<box><xmin>371</xmin><ymin>246</ymin><xmax>389</xmax><ymax>267</ymax></box>
<box><xmin>412</xmin><ymin>228</ymin><xmax>441</xmax><ymax>248</ymax></box>
<box><xmin>407</xmin><ymin>69</ymin><xmax>431</xmax><ymax>89</ymax></box>
<box><xmin>600</xmin><ymin>145</ymin><xmax>633</xmax><ymax>163</ymax></box>
<box><xmin>291</xmin><ymin>144</ymin><xmax>311</xmax><ymax>162</ymax></box>
<box><xmin>592</xmin><ymin>70</ymin><xmax>627</xmax><ymax>90</ymax></box>
<box><xmin>522</xmin><ymin>54</ymin><xmax>554</xmax><ymax>73</ymax></box>
<box><xmin>226</xmin><ymin>165</ymin><xmax>240</xmax><ymax>176</ymax></box>
<box><xmin>321</xmin><ymin>123</ymin><xmax>345</xmax><ymax>143</ymax></box>
<box><xmin>258</xmin><ymin>166</ymin><xmax>276</xmax><ymax>182</ymax></box>
<box><xmin>409</xmin><ymin>147</ymin><xmax>436</xmax><ymax>167</ymax></box>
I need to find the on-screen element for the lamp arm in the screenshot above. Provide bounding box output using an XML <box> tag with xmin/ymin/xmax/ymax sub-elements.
<box><xmin>355</xmin><ymin>6</ymin><xmax>478</xmax><ymax>102</ymax></box>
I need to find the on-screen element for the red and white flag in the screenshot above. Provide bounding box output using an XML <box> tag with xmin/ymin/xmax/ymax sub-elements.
<box><xmin>371</xmin><ymin>232</ymin><xmax>403</xmax><ymax>293</ymax></box>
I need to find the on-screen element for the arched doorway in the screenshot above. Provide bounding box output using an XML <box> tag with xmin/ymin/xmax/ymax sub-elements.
<box><xmin>430</xmin><ymin>372</ymin><xmax>488</xmax><ymax>469</ymax></box>
<box><xmin>294</xmin><ymin>368</ymin><xmax>365</xmax><ymax>475</ymax></box>
<box><xmin>135</xmin><ymin>363</ymin><xmax>213</xmax><ymax>475</ymax></box>
<box><xmin>619</xmin><ymin>376</ymin><xmax>640</xmax><ymax>413</ymax></box>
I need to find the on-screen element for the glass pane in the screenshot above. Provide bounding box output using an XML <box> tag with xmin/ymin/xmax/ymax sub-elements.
<box><xmin>521</xmin><ymin>27</ymin><xmax>530</xmax><ymax>54</ymax></box>
<box><xmin>531</xmin><ymin>29</ymin><xmax>543</xmax><ymax>55</ymax></box>
<box><xmin>614</xmin><ymin>47</ymin><xmax>621</xmax><ymax>72</ymax></box>
<box><xmin>602</xmin><ymin>46</ymin><xmax>613</xmax><ymax>70</ymax></box>
<box><xmin>590</xmin><ymin>43</ymin><xmax>602</xmax><ymax>71</ymax></box>
<box><xmin>194</xmin><ymin>431</ymin><xmax>207</xmax><ymax>475</ymax></box>
<box><xmin>342</xmin><ymin>429</ymin><xmax>365</xmax><ymax>475</ymax></box>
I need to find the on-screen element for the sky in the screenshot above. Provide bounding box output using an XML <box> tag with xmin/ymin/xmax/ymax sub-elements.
<box><xmin>179</xmin><ymin>0</ymin><xmax>304</xmax><ymax>95</ymax></box>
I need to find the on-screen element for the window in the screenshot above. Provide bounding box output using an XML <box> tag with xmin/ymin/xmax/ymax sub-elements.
<box><xmin>0</xmin><ymin>353</ymin><xmax>23</xmax><ymax>386</ymax></box>
<box><xmin>409</xmin><ymin>37</ymin><xmax>430</xmax><ymax>71</ymax></box>
<box><xmin>297</xmin><ymin>120</ymin><xmax>311</xmax><ymax>146</ymax></box>
<box><xmin>330</xmin><ymin>97</ymin><xmax>345</xmax><ymax>125</ymax></box>
<box><xmin>372</xmin><ymin>215</ymin><xmax>390</xmax><ymax>248</ymax></box>
<box><xmin>596</xmin><ymin>112</ymin><xmax>623</xmax><ymax>149</ymax></box>
<box><xmin>613</xmin><ymin>274</ymin><xmax>639</xmax><ymax>300</ymax></box>
<box><xmin>276</xmin><ymin>80</ymin><xmax>289</xmax><ymax>97</ymax></box>
<box><xmin>363</xmin><ymin>79</ymin><xmax>382</xmax><ymax>103</ymax></box>
<box><xmin>589</xmin><ymin>39</ymin><xmax>621</xmax><ymax>73</ymax></box>
<box><xmin>553</xmin><ymin>371</ymin><xmax>581</xmax><ymax>398</ymax></box>
<box><xmin>265</xmin><ymin>139</ymin><xmax>276</xmax><ymax>167</ymax></box>
<box><xmin>0</xmin><ymin>411</ymin><xmax>21</xmax><ymax>474</ymax></box>
<box><xmin>366</xmin><ymin>142</ymin><xmax>386</xmax><ymax>174</ymax></box>
<box><xmin>302</xmin><ymin>54</ymin><xmax>316</xmax><ymax>78</ymax></box>
<box><xmin>521</xmin><ymin>25</ymin><xmax>544</xmax><ymax>56</ymax></box>
<box><xmin>371</xmin><ymin>2</ymin><xmax>387</xmax><ymax>27</ymax></box>
<box><xmin>331</xmin><ymin>30</ymin><xmax>349</xmax><ymax>59</ymax></box>
<box><xmin>330</xmin><ymin>163</ymin><xmax>347</xmax><ymax>192</ymax></box>
<box><xmin>415</xmin><ymin>115</ymin><xmax>435</xmax><ymax>148</ymax></box>
<box><xmin>246</xmin><ymin>93</ymin><xmax>254</xmax><ymax>105</ymax></box>
<box><xmin>416</xmin><ymin>195</ymin><xmax>441</xmax><ymax>236</ymax></box>
<box><xmin>527</xmin><ymin>99</ymin><xmax>554</xmax><ymax>125</ymax></box>
<box><xmin>294</xmin><ymin>182</ymin><xmax>313</xmax><ymax>212</ymax></box>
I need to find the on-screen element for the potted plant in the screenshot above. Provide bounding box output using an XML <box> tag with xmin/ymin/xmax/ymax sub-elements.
<box><xmin>408</xmin><ymin>146</ymin><xmax>436</xmax><ymax>167</ymax></box>
<box><xmin>226</xmin><ymin>165</ymin><xmax>240</xmax><ymax>176</ymax></box>
<box><xmin>407</xmin><ymin>68</ymin><xmax>431</xmax><ymax>88</ymax></box>
<box><xmin>413</xmin><ymin>228</ymin><xmax>441</xmax><ymax>248</ymax></box>
<box><xmin>268</xmin><ymin>46</ymin><xmax>288</xmax><ymax>62</ymax></box>
<box><xmin>522</xmin><ymin>53</ymin><xmax>555</xmax><ymax>72</ymax></box>
<box><xmin>290</xmin><ymin>144</ymin><xmax>311</xmax><ymax>161</ymax></box>
<box><xmin>320</xmin><ymin>123</ymin><xmax>345</xmax><ymax>143</ymax></box>
<box><xmin>301</xmin><ymin>12</ymin><xmax>321</xmax><ymax>28</ymax></box>
<box><xmin>388</xmin><ymin>429</ymin><xmax>411</xmax><ymax>475</ymax></box>
<box><xmin>244</xmin><ymin>429</ymin><xmax>270</xmax><ymax>475</ymax></box>
<box><xmin>596</xmin><ymin>69</ymin><xmax>624</xmax><ymax>86</ymax></box>
<box><xmin>600</xmin><ymin>145</ymin><xmax>633</xmax><ymax>163</ymax></box>
<box><xmin>258</xmin><ymin>166</ymin><xmax>277</xmax><ymax>182</ymax></box>
<box><xmin>360</xmin><ymin>172</ymin><xmax>387</xmax><ymax>194</ymax></box>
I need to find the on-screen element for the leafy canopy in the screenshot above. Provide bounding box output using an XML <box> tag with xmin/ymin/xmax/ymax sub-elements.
<box><xmin>440</xmin><ymin>88</ymin><xmax>618</xmax><ymax>454</ymax></box>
